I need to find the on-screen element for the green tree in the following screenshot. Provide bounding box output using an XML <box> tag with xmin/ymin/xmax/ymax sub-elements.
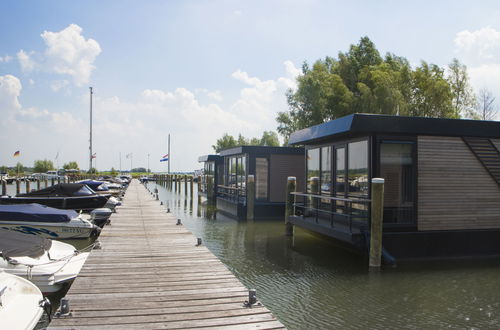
<box><xmin>260</xmin><ymin>131</ymin><xmax>280</xmax><ymax>146</ymax></box>
<box><xmin>475</xmin><ymin>88</ymin><xmax>498</xmax><ymax>120</ymax></box>
<box><xmin>447</xmin><ymin>58</ymin><xmax>476</xmax><ymax>118</ymax></box>
<box><xmin>14</xmin><ymin>162</ymin><xmax>24</xmax><ymax>175</ymax></box>
<box><xmin>88</xmin><ymin>167</ymin><xmax>98</xmax><ymax>174</ymax></box>
<box><xmin>110</xmin><ymin>167</ymin><xmax>118</xmax><ymax>176</ymax></box>
<box><xmin>212</xmin><ymin>133</ymin><xmax>238</xmax><ymax>152</ymax></box>
<box><xmin>33</xmin><ymin>159</ymin><xmax>54</xmax><ymax>173</ymax></box>
<box><xmin>0</xmin><ymin>165</ymin><xmax>8</xmax><ymax>174</ymax></box>
<box><xmin>63</xmin><ymin>161</ymin><xmax>79</xmax><ymax>170</ymax></box>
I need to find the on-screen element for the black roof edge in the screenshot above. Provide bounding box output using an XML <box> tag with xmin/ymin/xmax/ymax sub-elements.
<box><xmin>219</xmin><ymin>145</ymin><xmax>304</xmax><ymax>156</ymax></box>
<box><xmin>198</xmin><ymin>154</ymin><xmax>222</xmax><ymax>163</ymax></box>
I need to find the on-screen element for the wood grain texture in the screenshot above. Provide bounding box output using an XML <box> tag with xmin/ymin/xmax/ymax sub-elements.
<box><xmin>418</xmin><ymin>136</ymin><xmax>500</xmax><ymax>231</ymax></box>
<box><xmin>48</xmin><ymin>180</ymin><xmax>285</xmax><ymax>329</ymax></box>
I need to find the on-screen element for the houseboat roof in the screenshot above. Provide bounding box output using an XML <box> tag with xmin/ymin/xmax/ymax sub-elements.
<box><xmin>288</xmin><ymin>113</ymin><xmax>500</xmax><ymax>145</ymax></box>
<box><xmin>198</xmin><ymin>154</ymin><xmax>223</xmax><ymax>163</ymax></box>
<box><xmin>219</xmin><ymin>145</ymin><xmax>304</xmax><ymax>156</ymax></box>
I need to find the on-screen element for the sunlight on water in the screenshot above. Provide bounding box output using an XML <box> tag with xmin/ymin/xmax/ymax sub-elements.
<box><xmin>146</xmin><ymin>181</ymin><xmax>500</xmax><ymax>329</ymax></box>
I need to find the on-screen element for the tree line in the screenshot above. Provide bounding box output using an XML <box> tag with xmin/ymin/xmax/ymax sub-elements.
<box><xmin>0</xmin><ymin>160</ymin><xmax>80</xmax><ymax>176</ymax></box>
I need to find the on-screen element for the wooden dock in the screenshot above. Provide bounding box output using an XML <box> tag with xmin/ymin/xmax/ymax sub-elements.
<box><xmin>48</xmin><ymin>180</ymin><xmax>285</xmax><ymax>329</ymax></box>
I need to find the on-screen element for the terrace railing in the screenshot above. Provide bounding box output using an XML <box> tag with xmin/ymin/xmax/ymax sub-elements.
<box><xmin>291</xmin><ymin>192</ymin><xmax>371</xmax><ymax>233</ymax></box>
<box><xmin>217</xmin><ymin>185</ymin><xmax>246</xmax><ymax>204</ymax></box>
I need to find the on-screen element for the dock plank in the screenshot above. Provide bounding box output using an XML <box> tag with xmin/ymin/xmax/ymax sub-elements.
<box><xmin>48</xmin><ymin>180</ymin><xmax>284</xmax><ymax>329</ymax></box>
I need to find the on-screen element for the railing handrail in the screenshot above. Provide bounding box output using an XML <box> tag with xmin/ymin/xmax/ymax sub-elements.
<box><xmin>291</xmin><ymin>192</ymin><xmax>371</xmax><ymax>204</ymax></box>
<box><xmin>217</xmin><ymin>185</ymin><xmax>245</xmax><ymax>192</ymax></box>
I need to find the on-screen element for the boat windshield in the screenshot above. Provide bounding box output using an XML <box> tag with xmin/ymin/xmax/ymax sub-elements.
<box><xmin>73</xmin><ymin>185</ymin><xmax>96</xmax><ymax>196</ymax></box>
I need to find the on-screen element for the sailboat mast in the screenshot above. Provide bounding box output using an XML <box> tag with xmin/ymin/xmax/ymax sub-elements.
<box><xmin>168</xmin><ymin>134</ymin><xmax>170</xmax><ymax>174</ymax></box>
<box><xmin>89</xmin><ymin>87</ymin><xmax>93</xmax><ymax>172</ymax></box>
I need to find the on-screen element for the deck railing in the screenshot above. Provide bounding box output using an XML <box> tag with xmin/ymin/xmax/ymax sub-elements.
<box><xmin>291</xmin><ymin>192</ymin><xmax>371</xmax><ymax>233</ymax></box>
<box><xmin>217</xmin><ymin>185</ymin><xmax>246</xmax><ymax>204</ymax></box>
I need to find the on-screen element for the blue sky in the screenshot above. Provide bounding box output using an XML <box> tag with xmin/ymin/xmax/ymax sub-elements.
<box><xmin>1</xmin><ymin>1</ymin><xmax>500</xmax><ymax>171</ymax></box>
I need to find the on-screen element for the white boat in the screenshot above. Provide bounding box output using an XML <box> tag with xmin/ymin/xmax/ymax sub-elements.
<box><xmin>0</xmin><ymin>229</ymin><xmax>90</xmax><ymax>294</ymax></box>
<box><xmin>0</xmin><ymin>271</ymin><xmax>48</xmax><ymax>330</ymax></box>
<box><xmin>0</xmin><ymin>203</ymin><xmax>100</xmax><ymax>239</ymax></box>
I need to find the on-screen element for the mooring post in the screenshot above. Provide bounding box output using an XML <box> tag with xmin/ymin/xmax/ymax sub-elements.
<box><xmin>285</xmin><ymin>176</ymin><xmax>296</xmax><ymax>236</ymax></box>
<box><xmin>1</xmin><ymin>180</ymin><xmax>6</xmax><ymax>196</ymax></box>
<box><xmin>369</xmin><ymin>178</ymin><xmax>385</xmax><ymax>271</ymax></box>
<box><xmin>51</xmin><ymin>178</ymin><xmax>55</xmax><ymax>186</ymax></box>
<box><xmin>44</xmin><ymin>178</ymin><xmax>48</xmax><ymax>188</ymax></box>
<box><xmin>36</xmin><ymin>179</ymin><xmax>40</xmax><ymax>190</ymax></box>
<box><xmin>190</xmin><ymin>176</ymin><xmax>194</xmax><ymax>198</ymax></box>
<box><xmin>246</xmin><ymin>175</ymin><xmax>255</xmax><ymax>220</ymax></box>
<box><xmin>173</xmin><ymin>175</ymin><xmax>177</xmax><ymax>192</ymax></box>
<box><xmin>184</xmin><ymin>175</ymin><xmax>188</xmax><ymax>196</ymax></box>
<box><xmin>15</xmin><ymin>179</ymin><xmax>20</xmax><ymax>195</ymax></box>
<box><xmin>25</xmin><ymin>179</ymin><xmax>30</xmax><ymax>193</ymax></box>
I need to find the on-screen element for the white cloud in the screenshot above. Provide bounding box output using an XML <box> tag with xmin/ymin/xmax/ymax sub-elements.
<box><xmin>41</xmin><ymin>24</ymin><xmax>101</xmax><ymax>86</ymax></box>
<box><xmin>0</xmin><ymin>55</ymin><xmax>13</xmax><ymax>63</ymax></box>
<box><xmin>17</xmin><ymin>50</ymin><xmax>35</xmax><ymax>72</ymax></box>
<box><xmin>207</xmin><ymin>90</ymin><xmax>223</xmax><ymax>102</ymax></box>
<box><xmin>0</xmin><ymin>74</ymin><xmax>22</xmax><ymax>110</ymax></box>
<box><xmin>455</xmin><ymin>27</ymin><xmax>500</xmax><ymax>64</ymax></box>
<box><xmin>28</xmin><ymin>79</ymin><xmax>35</xmax><ymax>85</ymax></box>
<box><xmin>50</xmin><ymin>80</ymin><xmax>69</xmax><ymax>92</ymax></box>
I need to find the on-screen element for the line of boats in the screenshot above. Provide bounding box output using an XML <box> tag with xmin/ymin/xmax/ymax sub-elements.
<box><xmin>0</xmin><ymin>175</ymin><xmax>131</xmax><ymax>329</ymax></box>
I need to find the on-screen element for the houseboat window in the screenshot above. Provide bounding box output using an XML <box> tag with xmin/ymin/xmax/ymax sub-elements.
<box><xmin>229</xmin><ymin>157</ymin><xmax>237</xmax><ymax>187</ymax></box>
<box><xmin>335</xmin><ymin>147</ymin><xmax>346</xmax><ymax>212</ymax></box>
<box><xmin>256</xmin><ymin>157</ymin><xmax>268</xmax><ymax>200</ymax></box>
<box><xmin>237</xmin><ymin>156</ymin><xmax>246</xmax><ymax>190</ymax></box>
<box><xmin>380</xmin><ymin>142</ymin><xmax>415</xmax><ymax>224</ymax></box>
<box><xmin>321</xmin><ymin>146</ymin><xmax>332</xmax><ymax>209</ymax></box>
<box><xmin>348</xmin><ymin>140</ymin><xmax>368</xmax><ymax>198</ymax></box>
<box><xmin>307</xmin><ymin>148</ymin><xmax>320</xmax><ymax>193</ymax></box>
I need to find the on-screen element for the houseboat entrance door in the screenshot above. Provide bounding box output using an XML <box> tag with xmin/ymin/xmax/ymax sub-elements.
<box><xmin>378</xmin><ymin>141</ymin><xmax>416</xmax><ymax>226</ymax></box>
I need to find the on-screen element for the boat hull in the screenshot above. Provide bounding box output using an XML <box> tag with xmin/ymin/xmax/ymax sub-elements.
<box><xmin>0</xmin><ymin>220</ymin><xmax>98</xmax><ymax>239</ymax></box>
<box><xmin>0</xmin><ymin>195</ymin><xmax>109</xmax><ymax>212</ymax></box>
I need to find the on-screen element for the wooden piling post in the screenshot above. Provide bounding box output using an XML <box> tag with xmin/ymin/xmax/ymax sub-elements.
<box><xmin>15</xmin><ymin>179</ymin><xmax>20</xmax><ymax>195</ymax></box>
<box><xmin>44</xmin><ymin>178</ymin><xmax>48</xmax><ymax>188</ymax></box>
<box><xmin>25</xmin><ymin>179</ymin><xmax>30</xmax><ymax>193</ymax></box>
<box><xmin>37</xmin><ymin>179</ymin><xmax>41</xmax><ymax>190</ymax></box>
<box><xmin>1</xmin><ymin>180</ymin><xmax>6</xmax><ymax>196</ymax></box>
<box><xmin>184</xmin><ymin>175</ymin><xmax>188</xmax><ymax>196</ymax></box>
<box><xmin>369</xmin><ymin>178</ymin><xmax>385</xmax><ymax>270</ymax></box>
<box><xmin>51</xmin><ymin>178</ymin><xmax>55</xmax><ymax>186</ymax></box>
<box><xmin>246</xmin><ymin>175</ymin><xmax>255</xmax><ymax>220</ymax></box>
<box><xmin>285</xmin><ymin>176</ymin><xmax>296</xmax><ymax>236</ymax></box>
<box><xmin>190</xmin><ymin>176</ymin><xmax>194</xmax><ymax>198</ymax></box>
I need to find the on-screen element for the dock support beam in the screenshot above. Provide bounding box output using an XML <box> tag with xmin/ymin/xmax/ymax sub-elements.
<box><xmin>184</xmin><ymin>175</ymin><xmax>188</xmax><ymax>196</ymax></box>
<box><xmin>285</xmin><ymin>176</ymin><xmax>296</xmax><ymax>236</ymax></box>
<box><xmin>1</xmin><ymin>180</ymin><xmax>6</xmax><ymax>196</ymax></box>
<box><xmin>246</xmin><ymin>175</ymin><xmax>255</xmax><ymax>220</ymax></box>
<box><xmin>369</xmin><ymin>178</ymin><xmax>385</xmax><ymax>270</ymax></box>
<box><xmin>25</xmin><ymin>179</ymin><xmax>30</xmax><ymax>193</ymax></box>
<box><xmin>15</xmin><ymin>179</ymin><xmax>20</xmax><ymax>195</ymax></box>
<box><xmin>190</xmin><ymin>176</ymin><xmax>194</xmax><ymax>198</ymax></box>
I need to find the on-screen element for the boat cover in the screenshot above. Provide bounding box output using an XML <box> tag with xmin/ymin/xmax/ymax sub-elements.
<box><xmin>0</xmin><ymin>228</ymin><xmax>52</xmax><ymax>258</ymax></box>
<box><xmin>0</xmin><ymin>204</ymin><xmax>78</xmax><ymax>223</ymax></box>
<box><xmin>77</xmin><ymin>180</ymin><xmax>109</xmax><ymax>191</ymax></box>
<box><xmin>17</xmin><ymin>183</ymin><xmax>95</xmax><ymax>197</ymax></box>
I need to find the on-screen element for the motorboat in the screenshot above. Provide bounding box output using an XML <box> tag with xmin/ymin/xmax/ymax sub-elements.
<box><xmin>87</xmin><ymin>207</ymin><xmax>113</xmax><ymax>228</ymax></box>
<box><xmin>0</xmin><ymin>183</ymin><xmax>111</xmax><ymax>212</ymax></box>
<box><xmin>0</xmin><ymin>204</ymin><xmax>100</xmax><ymax>239</ymax></box>
<box><xmin>0</xmin><ymin>229</ymin><xmax>90</xmax><ymax>294</ymax></box>
<box><xmin>0</xmin><ymin>271</ymin><xmax>49</xmax><ymax>330</ymax></box>
<box><xmin>77</xmin><ymin>179</ymin><xmax>124</xmax><ymax>198</ymax></box>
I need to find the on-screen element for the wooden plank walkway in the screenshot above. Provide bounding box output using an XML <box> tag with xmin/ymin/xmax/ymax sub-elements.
<box><xmin>49</xmin><ymin>180</ymin><xmax>285</xmax><ymax>329</ymax></box>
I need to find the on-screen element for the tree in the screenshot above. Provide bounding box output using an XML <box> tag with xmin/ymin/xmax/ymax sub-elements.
<box><xmin>475</xmin><ymin>88</ymin><xmax>498</xmax><ymax>120</ymax></box>
<box><xmin>447</xmin><ymin>58</ymin><xmax>476</xmax><ymax>118</ymax></box>
<box><xmin>14</xmin><ymin>162</ymin><xmax>24</xmax><ymax>175</ymax></box>
<box><xmin>0</xmin><ymin>165</ymin><xmax>8</xmax><ymax>174</ymax></box>
<box><xmin>33</xmin><ymin>159</ymin><xmax>54</xmax><ymax>173</ymax></box>
<box><xmin>88</xmin><ymin>167</ymin><xmax>98</xmax><ymax>174</ymax></box>
<box><xmin>212</xmin><ymin>133</ymin><xmax>238</xmax><ymax>152</ymax></box>
<box><xmin>260</xmin><ymin>131</ymin><xmax>280</xmax><ymax>146</ymax></box>
<box><xmin>110</xmin><ymin>167</ymin><xmax>118</xmax><ymax>176</ymax></box>
<box><xmin>63</xmin><ymin>161</ymin><xmax>79</xmax><ymax>170</ymax></box>
<box><xmin>131</xmin><ymin>167</ymin><xmax>147</xmax><ymax>173</ymax></box>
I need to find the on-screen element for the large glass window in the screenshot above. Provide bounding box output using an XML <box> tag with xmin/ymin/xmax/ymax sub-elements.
<box><xmin>255</xmin><ymin>157</ymin><xmax>268</xmax><ymax>200</ymax></box>
<box><xmin>307</xmin><ymin>148</ymin><xmax>320</xmax><ymax>193</ymax></box>
<box><xmin>380</xmin><ymin>142</ymin><xmax>415</xmax><ymax>224</ymax></box>
<box><xmin>225</xmin><ymin>155</ymin><xmax>246</xmax><ymax>190</ymax></box>
<box><xmin>348</xmin><ymin>140</ymin><xmax>368</xmax><ymax>198</ymax></box>
<box><xmin>335</xmin><ymin>147</ymin><xmax>345</xmax><ymax>197</ymax></box>
<box><xmin>320</xmin><ymin>146</ymin><xmax>332</xmax><ymax>209</ymax></box>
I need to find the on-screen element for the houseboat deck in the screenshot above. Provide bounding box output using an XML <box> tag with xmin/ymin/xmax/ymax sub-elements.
<box><xmin>48</xmin><ymin>180</ymin><xmax>285</xmax><ymax>329</ymax></box>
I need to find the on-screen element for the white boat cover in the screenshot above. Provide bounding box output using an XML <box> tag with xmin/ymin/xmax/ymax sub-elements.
<box><xmin>0</xmin><ymin>229</ymin><xmax>52</xmax><ymax>259</ymax></box>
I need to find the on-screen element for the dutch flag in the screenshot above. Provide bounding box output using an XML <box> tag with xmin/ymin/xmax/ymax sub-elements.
<box><xmin>160</xmin><ymin>154</ymin><xmax>169</xmax><ymax>162</ymax></box>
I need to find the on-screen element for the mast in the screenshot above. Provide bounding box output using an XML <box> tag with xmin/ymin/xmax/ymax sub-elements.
<box><xmin>89</xmin><ymin>87</ymin><xmax>93</xmax><ymax>172</ymax></box>
<box><xmin>168</xmin><ymin>134</ymin><xmax>170</xmax><ymax>174</ymax></box>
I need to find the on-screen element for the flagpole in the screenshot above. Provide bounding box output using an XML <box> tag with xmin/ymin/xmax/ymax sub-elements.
<box><xmin>89</xmin><ymin>87</ymin><xmax>93</xmax><ymax>172</ymax></box>
<box><xmin>119</xmin><ymin>152</ymin><xmax>122</xmax><ymax>174</ymax></box>
<box><xmin>168</xmin><ymin>134</ymin><xmax>170</xmax><ymax>174</ymax></box>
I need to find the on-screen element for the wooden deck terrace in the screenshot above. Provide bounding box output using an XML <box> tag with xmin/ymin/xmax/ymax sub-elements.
<box><xmin>48</xmin><ymin>179</ymin><xmax>285</xmax><ymax>329</ymax></box>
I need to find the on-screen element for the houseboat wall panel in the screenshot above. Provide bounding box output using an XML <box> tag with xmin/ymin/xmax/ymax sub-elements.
<box><xmin>269</xmin><ymin>154</ymin><xmax>305</xmax><ymax>203</ymax></box>
<box><xmin>418</xmin><ymin>135</ymin><xmax>500</xmax><ymax>231</ymax></box>
<box><xmin>493</xmin><ymin>139</ymin><xmax>500</xmax><ymax>151</ymax></box>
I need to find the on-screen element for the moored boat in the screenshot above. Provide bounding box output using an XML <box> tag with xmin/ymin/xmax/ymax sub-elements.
<box><xmin>0</xmin><ymin>229</ymin><xmax>90</xmax><ymax>294</ymax></box>
<box><xmin>0</xmin><ymin>204</ymin><xmax>100</xmax><ymax>239</ymax></box>
<box><xmin>0</xmin><ymin>271</ymin><xmax>49</xmax><ymax>330</ymax></box>
<box><xmin>0</xmin><ymin>183</ymin><xmax>110</xmax><ymax>212</ymax></box>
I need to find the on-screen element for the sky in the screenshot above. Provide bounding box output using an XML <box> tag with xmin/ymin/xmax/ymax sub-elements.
<box><xmin>1</xmin><ymin>0</ymin><xmax>500</xmax><ymax>172</ymax></box>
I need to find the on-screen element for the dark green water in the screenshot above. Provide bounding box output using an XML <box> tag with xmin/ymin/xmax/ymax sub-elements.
<box><xmin>147</xmin><ymin>181</ymin><xmax>500</xmax><ymax>329</ymax></box>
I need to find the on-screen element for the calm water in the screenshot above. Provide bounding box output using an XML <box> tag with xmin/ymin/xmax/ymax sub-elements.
<box><xmin>147</xmin><ymin>181</ymin><xmax>500</xmax><ymax>329</ymax></box>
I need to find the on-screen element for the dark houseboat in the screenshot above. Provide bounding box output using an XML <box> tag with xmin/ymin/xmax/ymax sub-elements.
<box><xmin>198</xmin><ymin>154</ymin><xmax>224</xmax><ymax>201</ymax></box>
<box><xmin>0</xmin><ymin>183</ymin><xmax>110</xmax><ymax>212</ymax></box>
<box><xmin>215</xmin><ymin>146</ymin><xmax>305</xmax><ymax>220</ymax></box>
<box><xmin>288</xmin><ymin>113</ymin><xmax>500</xmax><ymax>260</ymax></box>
